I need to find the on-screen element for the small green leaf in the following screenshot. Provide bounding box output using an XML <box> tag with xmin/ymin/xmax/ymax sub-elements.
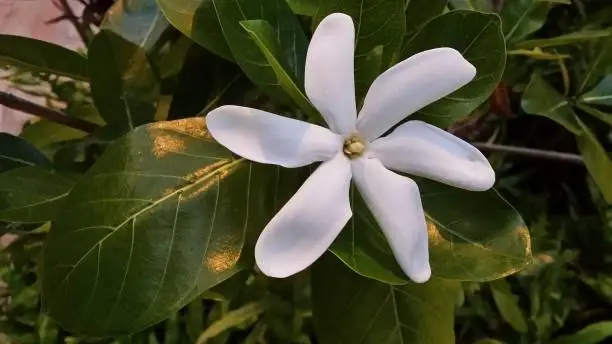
<box><xmin>88</xmin><ymin>30</ymin><xmax>161</xmax><ymax>132</ymax></box>
<box><xmin>155</xmin><ymin>0</ymin><xmax>233</xmax><ymax>61</ymax></box>
<box><xmin>405</xmin><ymin>0</ymin><xmax>447</xmax><ymax>39</ymax></box>
<box><xmin>0</xmin><ymin>133</ymin><xmax>49</xmax><ymax>172</ymax></box>
<box><xmin>521</xmin><ymin>73</ymin><xmax>583</xmax><ymax>135</ymax></box>
<box><xmin>580</xmin><ymin>75</ymin><xmax>612</xmax><ymax>106</ymax></box>
<box><xmin>576</xmin><ymin>103</ymin><xmax>612</xmax><ymax>126</ymax></box>
<box><xmin>103</xmin><ymin>0</ymin><xmax>170</xmax><ymax>51</ymax></box>
<box><xmin>195</xmin><ymin>302</ymin><xmax>266</xmax><ymax>344</ymax></box>
<box><xmin>578</xmin><ymin>37</ymin><xmax>612</xmax><ymax>93</ymax></box>
<box><xmin>0</xmin><ymin>35</ymin><xmax>88</xmax><ymax>81</ymax></box>
<box><xmin>313</xmin><ymin>0</ymin><xmax>406</xmax><ymax>99</ymax></box>
<box><xmin>515</xmin><ymin>30</ymin><xmax>611</xmax><ymax>49</ymax></box>
<box><xmin>286</xmin><ymin>0</ymin><xmax>318</xmax><ymax>16</ymax></box>
<box><xmin>312</xmin><ymin>254</ymin><xmax>460</xmax><ymax>344</ymax></box>
<box><xmin>490</xmin><ymin>279</ymin><xmax>528</xmax><ymax>333</ymax></box>
<box><xmin>576</xmin><ymin>118</ymin><xmax>612</xmax><ymax>204</ymax></box>
<box><xmin>0</xmin><ymin>167</ymin><xmax>76</xmax><ymax>223</ymax></box>
<box><xmin>501</xmin><ymin>0</ymin><xmax>551</xmax><ymax>43</ymax></box>
<box><xmin>332</xmin><ymin>180</ymin><xmax>532</xmax><ymax>284</ymax></box>
<box><xmin>549</xmin><ymin>321</ymin><xmax>612</xmax><ymax>344</ymax></box>
<box><xmin>402</xmin><ymin>10</ymin><xmax>506</xmax><ymax>127</ymax></box>
<box><xmin>41</xmin><ymin>118</ymin><xmax>274</xmax><ymax>335</ymax></box>
<box><xmin>240</xmin><ymin>20</ymin><xmax>318</xmax><ymax>119</ymax></box>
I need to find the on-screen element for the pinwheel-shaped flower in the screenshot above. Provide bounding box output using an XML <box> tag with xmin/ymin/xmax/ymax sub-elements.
<box><xmin>207</xmin><ymin>13</ymin><xmax>495</xmax><ymax>283</ymax></box>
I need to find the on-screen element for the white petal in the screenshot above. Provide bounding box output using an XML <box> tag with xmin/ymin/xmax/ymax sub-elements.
<box><xmin>371</xmin><ymin>121</ymin><xmax>495</xmax><ymax>191</ymax></box>
<box><xmin>305</xmin><ymin>13</ymin><xmax>357</xmax><ymax>135</ymax></box>
<box><xmin>255</xmin><ymin>153</ymin><xmax>352</xmax><ymax>278</ymax></box>
<box><xmin>356</xmin><ymin>48</ymin><xmax>476</xmax><ymax>141</ymax></box>
<box><xmin>206</xmin><ymin>105</ymin><xmax>341</xmax><ymax>168</ymax></box>
<box><xmin>352</xmin><ymin>158</ymin><xmax>431</xmax><ymax>283</ymax></box>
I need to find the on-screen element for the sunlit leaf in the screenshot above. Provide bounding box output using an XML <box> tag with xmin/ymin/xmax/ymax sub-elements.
<box><xmin>0</xmin><ymin>35</ymin><xmax>88</xmax><ymax>81</ymax></box>
<box><xmin>312</xmin><ymin>254</ymin><xmax>460</xmax><ymax>344</ymax></box>
<box><xmin>41</xmin><ymin>118</ymin><xmax>275</xmax><ymax>335</ymax></box>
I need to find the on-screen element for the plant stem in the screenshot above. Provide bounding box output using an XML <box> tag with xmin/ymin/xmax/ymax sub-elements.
<box><xmin>57</xmin><ymin>0</ymin><xmax>90</xmax><ymax>45</ymax></box>
<box><xmin>473</xmin><ymin>142</ymin><xmax>584</xmax><ymax>165</ymax></box>
<box><xmin>0</xmin><ymin>91</ymin><xmax>99</xmax><ymax>133</ymax></box>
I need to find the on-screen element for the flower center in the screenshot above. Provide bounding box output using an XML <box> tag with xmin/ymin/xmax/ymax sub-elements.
<box><xmin>343</xmin><ymin>135</ymin><xmax>366</xmax><ymax>159</ymax></box>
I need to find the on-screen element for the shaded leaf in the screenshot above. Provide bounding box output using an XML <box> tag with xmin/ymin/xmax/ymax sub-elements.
<box><xmin>312</xmin><ymin>254</ymin><xmax>460</xmax><ymax>344</ymax></box>
<box><xmin>0</xmin><ymin>167</ymin><xmax>76</xmax><ymax>223</ymax></box>
<box><xmin>88</xmin><ymin>30</ymin><xmax>161</xmax><ymax>132</ymax></box>
<box><xmin>515</xmin><ymin>30</ymin><xmax>611</xmax><ymax>49</ymax></box>
<box><xmin>103</xmin><ymin>0</ymin><xmax>170</xmax><ymax>51</ymax></box>
<box><xmin>405</xmin><ymin>0</ymin><xmax>447</xmax><ymax>39</ymax></box>
<box><xmin>402</xmin><ymin>10</ymin><xmax>506</xmax><ymax>127</ymax></box>
<box><xmin>576</xmin><ymin>103</ymin><xmax>612</xmax><ymax>126</ymax></box>
<box><xmin>41</xmin><ymin>118</ymin><xmax>274</xmax><ymax>335</ymax></box>
<box><xmin>332</xmin><ymin>180</ymin><xmax>532</xmax><ymax>284</ymax></box>
<box><xmin>0</xmin><ymin>35</ymin><xmax>88</xmax><ymax>81</ymax></box>
<box><xmin>195</xmin><ymin>302</ymin><xmax>266</xmax><ymax>344</ymax></box>
<box><xmin>521</xmin><ymin>73</ymin><xmax>583</xmax><ymax>135</ymax></box>
<box><xmin>550</xmin><ymin>321</ymin><xmax>612</xmax><ymax>344</ymax></box>
<box><xmin>501</xmin><ymin>0</ymin><xmax>551</xmax><ymax>43</ymax></box>
<box><xmin>576</xmin><ymin>118</ymin><xmax>612</xmax><ymax>204</ymax></box>
<box><xmin>580</xmin><ymin>75</ymin><xmax>612</xmax><ymax>106</ymax></box>
<box><xmin>578</xmin><ymin>36</ymin><xmax>612</xmax><ymax>93</ymax></box>
<box><xmin>313</xmin><ymin>0</ymin><xmax>406</xmax><ymax>100</ymax></box>
<box><xmin>449</xmin><ymin>0</ymin><xmax>492</xmax><ymax>11</ymax></box>
<box><xmin>0</xmin><ymin>133</ymin><xmax>49</xmax><ymax>173</ymax></box>
<box><xmin>490</xmin><ymin>279</ymin><xmax>528</xmax><ymax>333</ymax></box>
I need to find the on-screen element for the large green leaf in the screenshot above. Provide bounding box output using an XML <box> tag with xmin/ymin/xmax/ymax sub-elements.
<box><xmin>515</xmin><ymin>30</ymin><xmax>611</xmax><ymax>49</ymax></box>
<box><xmin>0</xmin><ymin>133</ymin><xmax>49</xmax><ymax>173</ymax></box>
<box><xmin>332</xmin><ymin>179</ymin><xmax>532</xmax><ymax>284</ymax></box>
<box><xmin>578</xmin><ymin>37</ymin><xmax>612</xmax><ymax>93</ymax></box>
<box><xmin>402</xmin><ymin>11</ymin><xmax>506</xmax><ymax>127</ymax></box>
<box><xmin>0</xmin><ymin>167</ymin><xmax>76</xmax><ymax>223</ymax></box>
<box><xmin>404</xmin><ymin>0</ymin><xmax>447</xmax><ymax>39</ymax></box>
<box><xmin>0</xmin><ymin>35</ymin><xmax>88</xmax><ymax>81</ymax></box>
<box><xmin>88</xmin><ymin>30</ymin><xmax>161</xmax><ymax>132</ymax></box>
<box><xmin>501</xmin><ymin>0</ymin><xmax>551</xmax><ymax>43</ymax></box>
<box><xmin>155</xmin><ymin>0</ymin><xmax>233</xmax><ymax>61</ymax></box>
<box><xmin>41</xmin><ymin>118</ymin><xmax>274</xmax><ymax>335</ymax></box>
<box><xmin>103</xmin><ymin>0</ymin><xmax>170</xmax><ymax>51</ymax></box>
<box><xmin>550</xmin><ymin>321</ymin><xmax>612</xmax><ymax>344</ymax></box>
<box><xmin>576</xmin><ymin>118</ymin><xmax>612</xmax><ymax>204</ymax></box>
<box><xmin>312</xmin><ymin>254</ymin><xmax>460</xmax><ymax>344</ymax></box>
<box><xmin>521</xmin><ymin>73</ymin><xmax>583</xmax><ymax>135</ymax></box>
<box><xmin>313</xmin><ymin>0</ymin><xmax>406</xmax><ymax>99</ymax></box>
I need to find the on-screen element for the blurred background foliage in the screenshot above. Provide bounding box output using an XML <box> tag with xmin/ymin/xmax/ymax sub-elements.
<box><xmin>3</xmin><ymin>0</ymin><xmax>612</xmax><ymax>343</ymax></box>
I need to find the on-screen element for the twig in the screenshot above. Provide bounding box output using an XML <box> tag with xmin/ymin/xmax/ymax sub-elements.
<box><xmin>472</xmin><ymin>142</ymin><xmax>584</xmax><ymax>165</ymax></box>
<box><xmin>0</xmin><ymin>91</ymin><xmax>99</xmax><ymax>133</ymax></box>
<box><xmin>55</xmin><ymin>0</ymin><xmax>90</xmax><ymax>45</ymax></box>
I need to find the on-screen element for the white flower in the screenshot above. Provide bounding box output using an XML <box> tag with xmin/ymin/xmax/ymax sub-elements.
<box><xmin>206</xmin><ymin>13</ymin><xmax>495</xmax><ymax>283</ymax></box>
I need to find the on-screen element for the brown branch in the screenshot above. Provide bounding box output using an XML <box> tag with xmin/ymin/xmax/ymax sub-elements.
<box><xmin>55</xmin><ymin>0</ymin><xmax>90</xmax><ymax>45</ymax></box>
<box><xmin>0</xmin><ymin>91</ymin><xmax>99</xmax><ymax>133</ymax></box>
<box><xmin>473</xmin><ymin>142</ymin><xmax>584</xmax><ymax>165</ymax></box>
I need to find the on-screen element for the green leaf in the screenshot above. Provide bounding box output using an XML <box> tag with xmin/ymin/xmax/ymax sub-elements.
<box><xmin>20</xmin><ymin>105</ymin><xmax>106</xmax><ymax>148</ymax></box>
<box><xmin>490</xmin><ymin>279</ymin><xmax>528</xmax><ymax>333</ymax></box>
<box><xmin>0</xmin><ymin>35</ymin><xmax>88</xmax><ymax>81</ymax></box>
<box><xmin>313</xmin><ymin>0</ymin><xmax>406</xmax><ymax>99</ymax></box>
<box><xmin>576</xmin><ymin>103</ymin><xmax>612</xmax><ymax>126</ymax></box>
<box><xmin>286</xmin><ymin>0</ymin><xmax>318</xmax><ymax>16</ymax></box>
<box><xmin>332</xmin><ymin>179</ymin><xmax>532</xmax><ymax>284</ymax></box>
<box><xmin>405</xmin><ymin>0</ymin><xmax>447</xmax><ymax>39</ymax></box>
<box><xmin>578</xmin><ymin>37</ymin><xmax>612</xmax><ymax>93</ymax></box>
<box><xmin>240</xmin><ymin>20</ymin><xmax>318</xmax><ymax>119</ymax></box>
<box><xmin>88</xmin><ymin>30</ymin><xmax>161</xmax><ymax>132</ymax></box>
<box><xmin>155</xmin><ymin>0</ymin><xmax>233</xmax><ymax>61</ymax></box>
<box><xmin>312</xmin><ymin>254</ymin><xmax>460</xmax><ymax>344</ymax></box>
<box><xmin>0</xmin><ymin>133</ymin><xmax>49</xmax><ymax>173</ymax></box>
<box><xmin>550</xmin><ymin>321</ymin><xmax>612</xmax><ymax>344</ymax></box>
<box><xmin>501</xmin><ymin>0</ymin><xmax>551</xmax><ymax>43</ymax></box>
<box><xmin>449</xmin><ymin>0</ymin><xmax>492</xmax><ymax>11</ymax></box>
<box><xmin>168</xmin><ymin>44</ymin><xmax>249</xmax><ymax>119</ymax></box>
<box><xmin>195</xmin><ymin>302</ymin><xmax>266</xmax><ymax>344</ymax></box>
<box><xmin>0</xmin><ymin>167</ymin><xmax>76</xmax><ymax>223</ymax></box>
<box><xmin>41</xmin><ymin>118</ymin><xmax>274</xmax><ymax>335</ymax></box>
<box><xmin>521</xmin><ymin>73</ymin><xmax>583</xmax><ymax>135</ymax></box>
<box><xmin>515</xmin><ymin>30</ymin><xmax>611</xmax><ymax>49</ymax></box>
<box><xmin>576</xmin><ymin>119</ymin><xmax>612</xmax><ymax>204</ymax></box>
<box><xmin>580</xmin><ymin>75</ymin><xmax>612</xmax><ymax>106</ymax></box>
<box><xmin>402</xmin><ymin>10</ymin><xmax>506</xmax><ymax>127</ymax></box>
<box><xmin>103</xmin><ymin>0</ymin><xmax>170</xmax><ymax>51</ymax></box>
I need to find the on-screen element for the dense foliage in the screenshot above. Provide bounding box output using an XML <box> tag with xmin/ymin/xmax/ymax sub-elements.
<box><xmin>1</xmin><ymin>0</ymin><xmax>612</xmax><ymax>343</ymax></box>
